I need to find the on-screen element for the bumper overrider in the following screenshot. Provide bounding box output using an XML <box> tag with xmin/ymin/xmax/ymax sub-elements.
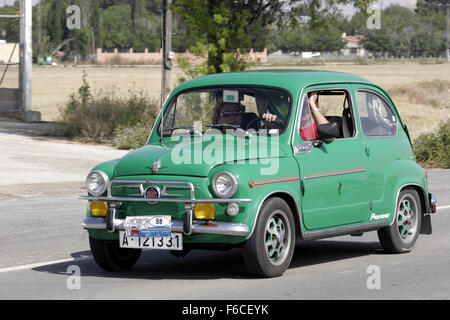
<box><xmin>80</xmin><ymin>179</ymin><xmax>252</xmax><ymax>237</ymax></box>
<box><xmin>429</xmin><ymin>193</ymin><xmax>437</xmax><ymax>214</ymax></box>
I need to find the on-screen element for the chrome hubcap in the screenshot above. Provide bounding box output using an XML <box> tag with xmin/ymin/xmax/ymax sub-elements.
<box><xmin>397</xmin><ymin>195</ymin><xmax>418</xmax><ymax>243</ymax></box>
<box><xmin>264</xmin><ymin>210</ymin><xmax>291</xmax><ymax>266</ymax></box>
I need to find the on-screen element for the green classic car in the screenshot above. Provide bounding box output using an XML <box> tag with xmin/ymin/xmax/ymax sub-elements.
<box><xmin>81</xmin><ymin>70</ymin><xmax>437</xmax><ymax>278</ymax></box>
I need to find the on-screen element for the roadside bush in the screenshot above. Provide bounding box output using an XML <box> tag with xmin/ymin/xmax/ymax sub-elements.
<box><xmin>113</xmin><ymin>123</ymin><xmax>152</xmax><ymax>150</ymax></box>
<box><xmin>413</xmin><ymin>120</ymin><xmax>450</xmax><ymax>168</ymax></box>
<box><xmin>59</xmin><ymin>71</ymin><xmax>159</xmax><ymax>148</ymax></box>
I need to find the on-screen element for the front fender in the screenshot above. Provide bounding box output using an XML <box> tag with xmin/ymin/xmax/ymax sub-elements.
<box><xmin>216</xmin><ymin>156</ymin><xmax>301</xmax><ymax>241</ymax></box>
<box><xmin>93</xmin><ymin>159</ymin><xmax>120</xmax><ymax>180</ymax></box>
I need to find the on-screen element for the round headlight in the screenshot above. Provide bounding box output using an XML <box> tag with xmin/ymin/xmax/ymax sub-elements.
<box><xmin>212</xmin><ymin>171</ymin><xmax>238</xmax><ymax>198</ymax></box>
<box><xmin>86</xmin><ymin>170</ymin><xmax>109</xmax><ymax>196</ymax></box>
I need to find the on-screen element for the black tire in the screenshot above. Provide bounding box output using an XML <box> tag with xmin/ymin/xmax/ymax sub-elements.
<box><xmin>89</xmin><ymin>236</ymin><xmax>141</xmax><ymax>271</ymax></box>
<box><xmin>377</xmin><ymin>188</ymin><xmax>422</xmax><ymax>253</ymax></box>
<box><xmin>242</xmin><ymin>197</ymin><xmax>296</xmax><ymax>278</ymax></box>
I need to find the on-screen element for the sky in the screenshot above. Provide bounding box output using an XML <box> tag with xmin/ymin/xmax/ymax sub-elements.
<box><xmin>0</xmin><ymin>0</ymin><xmax>418</xmax><ymax>15</ymax></box>
<box><xmin>0</xmin><ymin>0</ymin><xmax>418</xmax><ymax>7</ymax></box>
<box><xmin>342</xmin><ymin>0</ymin><xmax>417</xmax><ymax>18</ymax></box>
<box><xmin>0</xmin><ymin>0</ymin><xmax>39</xmax><ymax>6</ymax></box>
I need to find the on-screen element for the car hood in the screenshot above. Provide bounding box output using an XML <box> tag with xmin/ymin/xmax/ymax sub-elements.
<box><xmin>114</xmin><ymin>136</ymin><xmax>286</xmax><ymax>177</ymax></box>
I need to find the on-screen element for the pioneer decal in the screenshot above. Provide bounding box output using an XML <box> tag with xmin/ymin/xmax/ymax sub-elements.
<box><xmin>370</xmin><ymin>213</ymin><xmax>391</xmax><ymax>221</ymax></box>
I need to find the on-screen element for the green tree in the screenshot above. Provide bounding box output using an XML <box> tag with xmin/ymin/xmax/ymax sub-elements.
<box><xmin>172</xmin><ymin>0</ymin><xmax>371</xmax><ymax>75</ymax></box>
<box><xmin>101</xmin><ymin>5</ymin><xmax>134</xmax><ymax>49</ymax></box>
<box><xmin>361</xmin><ymin>4</ymin><xmax>447</xmax><ymax>57</ymax></box>
<box><xmin>101</xmin><ymin>4</ymin><xmax>160</xmax><ymax>52</ymax></box>
<box><xmin>0</xmin><ymin>5</ymin><xmax>20</xmax><ymax>43</ymax></box>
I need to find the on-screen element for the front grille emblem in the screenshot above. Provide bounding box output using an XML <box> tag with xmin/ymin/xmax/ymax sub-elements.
<box><xmin>144</xmin><ymin>185</ymin><xmax>161</xmax><ymax>204</ymax></box>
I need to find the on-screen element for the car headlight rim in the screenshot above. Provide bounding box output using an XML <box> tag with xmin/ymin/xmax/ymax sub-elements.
<box><xmin>212</xmin><ymin>171</ymin><xmax>238</xmax><ymax>199</ymax></box>
<box><xmin>86</xmin><ymin>170</ymin><xmax>109</xmax><ymax>196</ymax></box>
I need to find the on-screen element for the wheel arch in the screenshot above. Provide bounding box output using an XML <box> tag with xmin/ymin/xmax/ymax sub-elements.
<box><xmin>393</xmin><ymin>183</ymin><xmax>431</xmax><ymax>235</ymax></box>
<box><xmin>390</xmin><ymin>183</ymin><xmax>429</xmax><ymax>226</ymax></box>
<box><xmin>251</xmin><ymin>190</ymin><xmax>303</xmax><ymax>239</ymax></box>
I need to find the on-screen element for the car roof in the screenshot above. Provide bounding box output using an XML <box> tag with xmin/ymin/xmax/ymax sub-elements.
<box><xmin>173</xmin><ymin>69</ymin><xmax>375</xmax><ymax>97</ymax></box>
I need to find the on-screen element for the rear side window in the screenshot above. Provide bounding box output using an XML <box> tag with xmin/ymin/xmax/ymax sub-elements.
<box><xmin>356</xmin><ymin>90</ymin><xmax>397</xmax><ymax>137</ymax></box>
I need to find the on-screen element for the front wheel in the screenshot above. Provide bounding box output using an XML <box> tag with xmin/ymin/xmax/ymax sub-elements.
<box><xmin>242</xmin><ymin>197</ymin><xmax>296</xmax><ymax>278</ymax></box>
<box><xmin>89</xmin><ymin>236</ymin><xmax>141</xmax><ymax>271</ymax></box>
<box><xmin>377</xmin><ymin>188</ymin><xmax>422</xmax><ymax>253</ymax></box>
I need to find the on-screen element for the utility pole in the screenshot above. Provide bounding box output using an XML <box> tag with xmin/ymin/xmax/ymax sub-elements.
<box><xmin>19</xmin><ymin>0</ymin><xmax>33</xmax><ymax>116</ymax></box>
<box><xmin>446</xmin><ymin>3</ymin><xmax>449</xmax><ymax>62</ymax></box>
<box><xmin>36</xmin><ymin>1</ymin><xmax>42</xmax><ymax>57</ymax></box>
<box><xmin>161</xmin><ymin>0</ymin><xmax>173</xmax><ymax>108</ymax></box>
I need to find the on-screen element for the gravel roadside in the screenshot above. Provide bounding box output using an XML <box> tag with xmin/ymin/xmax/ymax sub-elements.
<box><xmin>0</xmin><ymin>118</ymin><xmax>128</xmax><ymax>199</ymax></box>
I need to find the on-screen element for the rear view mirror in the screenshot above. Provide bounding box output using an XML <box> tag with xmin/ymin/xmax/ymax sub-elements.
<box><xmin>317</xmin><ymin>122</ymin><xmax>340</xmax><ymax>140</ymax></box>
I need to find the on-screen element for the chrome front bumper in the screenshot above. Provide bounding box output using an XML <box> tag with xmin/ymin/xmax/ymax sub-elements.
<box><xmin>81</xmin><ymin>178</ymin><xmax>252</xmax><ymax>237</ymax></box>
<box><xmin>82</xmin><ymin>209</ymin><xmax>249</xmax><ymax>237</ymax></box>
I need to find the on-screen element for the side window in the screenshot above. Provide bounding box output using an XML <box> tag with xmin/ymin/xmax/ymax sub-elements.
<box><xmin>356</xmin><ymin>91</ymin><xmax>397</xmax><ymax>137</ymax></box>
<box><xmin>298</xmin><ymin>89</ymin><xmax>356</xmax><ymax>141</ymax></box>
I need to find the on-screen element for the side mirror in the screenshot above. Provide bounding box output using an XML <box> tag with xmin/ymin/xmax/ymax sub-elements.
<box><xmin>317</xmin><ymin>122</ymin><xmax>340</xmax><ymax>140</ymax></box>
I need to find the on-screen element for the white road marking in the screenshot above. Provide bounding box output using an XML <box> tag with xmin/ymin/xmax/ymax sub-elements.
<box><xmin>437</xmin><ymin>205</ymin><xmax>450</xmax><ymax>211</ymax></box>
<box><xmin>0</xmin><ymin>257</ymin><xmax>91</xmax><ymax>274</ymax></box>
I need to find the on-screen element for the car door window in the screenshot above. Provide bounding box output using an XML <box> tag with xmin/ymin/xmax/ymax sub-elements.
<box><xmin>299</xmin><ymin>89</ymin><xmax>356</xmax><ymax>141</ymax></box>
<box><xmin>356</xmin><ymin>90</ymin><xmax>397</xmax><ymax>137</ymax></box>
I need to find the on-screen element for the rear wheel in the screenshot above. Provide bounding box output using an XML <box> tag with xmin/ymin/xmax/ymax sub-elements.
<box><xmin>377</xmin><ymin>189</ymin><xmax>422</xmax><ymax>253</ymax></box>
<box><xmin>242</xmin><ymin>197</ymin><xmax>295</xmax><ymax>278</ymax></box>
<box><xmin>89</xmin><ymin>236</ymin><xmax>141</xmax><ymax>271</ymax></box>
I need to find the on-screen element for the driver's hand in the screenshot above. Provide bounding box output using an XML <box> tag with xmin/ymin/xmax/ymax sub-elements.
<box><xmin>262</xmin><ymin>113</ymin><xmax>277</xmax><ymax>122</ymax></box>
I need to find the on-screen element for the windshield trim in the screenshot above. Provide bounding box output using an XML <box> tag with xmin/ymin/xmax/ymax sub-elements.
<box><xmin>156</xmin><ymin>84</ymin><xmax>294</xmax><ymax>139</ymax></box>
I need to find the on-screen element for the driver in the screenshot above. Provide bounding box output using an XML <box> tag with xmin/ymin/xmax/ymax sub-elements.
<box><xmin>212</xmin><ymin>99</ymin><xmax>285</xmax><ymax>131</ymax></box>
<box><xmin>212</xmin><ymin>101</ymin><xmax>245</xmax><ymax>127</ymax></box>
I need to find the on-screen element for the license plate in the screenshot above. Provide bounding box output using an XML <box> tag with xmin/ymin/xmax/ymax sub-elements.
<box><xmin>124</xmin><ymin>215</ymin><xmax>172</xmax><ymax>238</ymax></box>
<box><xmin>119</xmin><ymin>231</ymin><xmax>183</xmax><ymax>250</ymax></box>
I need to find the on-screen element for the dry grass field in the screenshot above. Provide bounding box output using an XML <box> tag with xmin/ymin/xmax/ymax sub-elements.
<box><xmin>0</xmin><ymin>62</ymin><xmax>448</xmax><ymax>140</ymax></box>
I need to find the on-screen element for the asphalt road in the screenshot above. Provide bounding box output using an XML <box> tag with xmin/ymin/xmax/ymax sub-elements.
<box><xmin>0</xmin><ymin>128</ymin><xmax>449</xmax><ymax>300</ymax></box>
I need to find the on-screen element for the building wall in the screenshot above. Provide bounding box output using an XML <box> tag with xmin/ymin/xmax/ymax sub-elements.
<box><xmin>95</xmin><ymin>48</ymin><xmax>268</xmax><ymax>65</ymax></box>
<box><xmin>342</xmin><ymin>41</ymin><xmax>366</xmax><ymax>57</ymax></box>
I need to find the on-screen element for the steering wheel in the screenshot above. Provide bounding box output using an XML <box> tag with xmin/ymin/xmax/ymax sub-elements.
<box><xmin>245</xmin><ymin>117</ymin><xmax>285</xmax><ymax>131</ymax></box>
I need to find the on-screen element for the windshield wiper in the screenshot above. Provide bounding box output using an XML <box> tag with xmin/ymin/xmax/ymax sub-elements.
<box><xmin>205</xmin><ymin>124</ymin><xmax>253</xmax><ymax>138</ymax></box>
<box><xmin>205</xmin><ymin>123</ymin><xmax>240</xmax><ymax>129</ymax></box>
<box><xmin>163</xmin><ymin>126</ymin><xmax>195</xmax><ymax>133</ymax></box>
<box><xmin>162</xmin><ymin>126</ymin><xmax>202</xmax><ymax>139</ymax></box>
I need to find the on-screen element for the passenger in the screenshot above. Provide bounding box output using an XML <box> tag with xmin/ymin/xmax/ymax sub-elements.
<box><xmin>263</xmin><ymin>91</ymin><xmax>328</xmax><ymax>140</ymax></box>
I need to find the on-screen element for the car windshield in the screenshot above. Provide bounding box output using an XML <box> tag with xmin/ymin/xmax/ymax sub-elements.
<box><xmin>159</xmin><ymin>86</ymin><xmax>292</xmax><ymax>137</ymax></box>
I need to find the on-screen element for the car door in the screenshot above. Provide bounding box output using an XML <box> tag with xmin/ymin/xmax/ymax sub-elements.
<box><xmin>353</xmin><ymin>85</ymin><xmax>405</xmax><ymax>218</ymax></box>
<box><xmin>293</xmin><ymin>84</ymin><xmax>371</xmax><ymax>230</ymax></box>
